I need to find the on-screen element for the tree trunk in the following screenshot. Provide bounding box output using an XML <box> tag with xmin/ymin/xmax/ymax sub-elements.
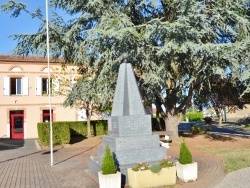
<box><xmin>218</xmin><ymin>115</ymin><xmax>222</xmax><ymax>126</ymax></box>
<box><xmin>156</xmin><ymin>107</ymin><xmax>162</xmax><ymax>131</ymax></box>
<box><xmin>87</xmin><ymin>114</ymin><xmax>92</xmax><ymax>137</ymax></box>
<box><xmin>164</xmin><ymin>113</ymin><xmax>183</xmax><ymax>141</ymax></box>
<box><xmin>86</xmin><ymin>103</ymin><xmax>92</xmax><ymax>138</ymax></box>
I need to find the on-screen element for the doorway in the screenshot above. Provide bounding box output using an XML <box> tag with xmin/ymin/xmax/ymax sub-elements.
<box><xmin>10</xmin><ymin>111</ymin><xmax>24</xmax><ymax>139</ymax></box>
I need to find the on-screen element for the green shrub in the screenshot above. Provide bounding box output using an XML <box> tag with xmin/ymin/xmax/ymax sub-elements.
<box><xmin>184</xmin><ymin>112</ymin><xmax>204</xmax><ymax>121</ymax></box>
<box><xmin>37</xmin><ymin>122</ymin><xmax>50</xmax><ymax>146</ymax></box>
<box><xmin>132</xmin><ymin>162</ymin><xmax>149</xmax><ymax>171</ymax></box>
<box><xmin>37</xmin><ymin>120</ymin><xmax>108</xmax><ymax>146</ymax></box>
<box><xmin>55</xmin><ymin>122</ymin><xmax>70</xmax><ymax>144</ymax></box>
<box><xmin>159</xmin><ymin>158</ymin><xmax>175</xmax><ymax>168</ymax></box>
<box><xmin>179</xmin><ymin>140</ymin><xmax>193</xmax><ymax>164</ymax></box>
<box><xmin>101</xmin><ymin>145</ymin><xmax>117</xmax><ymax>175</ymax></box>
<box><xmin>37</xmin><ymin>122</ymin><xmax>70</xmax><ymax>146</ymax></box>
<box><xmin>69</xmin><ymin>121</ymin><xmax>87</xmax><ymax>136</ymax></box>
<box><xmin>69</xmin><ymin>120</ymin><xmax>108</xmax><ymax>136</ymax></box>
<box><xmin>149</xmin><ymin>164</ymin><xmax>162</xmax><ymax>173</ymax></box>
<box><xmin>92</xmin><ymin>120</ymin><xmax>108</xmax><ymax>136</ymax></box>
<box><xmin>190</xmin><ymin>125</ymin><xmax>212</xmax><ymax>135</ymax></box>
<box><xmin>190</xmin><ymin>125</ymin><xmax>202</xmax><ymax>134</ymax></box>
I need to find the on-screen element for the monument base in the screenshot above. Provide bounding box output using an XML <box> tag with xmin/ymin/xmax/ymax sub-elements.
<box><xmin>88</xmin><ymin>155</ymin><xmax>167</xmax><ymax>186</ymax></box>
<box><xmin>88</xmin><ymin>133</ymin><xmax>167</xmax><ymax>185</ymax></box>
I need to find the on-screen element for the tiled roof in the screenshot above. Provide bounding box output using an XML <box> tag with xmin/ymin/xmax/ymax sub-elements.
<box><xmin>0</xmin><ymin>55</ymin><xmax>64</xmax><ymax>63</ymax></box>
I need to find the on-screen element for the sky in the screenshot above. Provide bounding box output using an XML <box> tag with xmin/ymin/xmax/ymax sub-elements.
<box><xmin>0</xmin><ymin>1</ymin><xmax>47</xmax><ymax>55</ymax></box>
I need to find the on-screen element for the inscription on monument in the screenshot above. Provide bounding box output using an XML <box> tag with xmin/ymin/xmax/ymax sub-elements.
<box><xmin>111</xmin><ymin>117</ymin><xmax>118</xmax><ymax>134</ymax></box>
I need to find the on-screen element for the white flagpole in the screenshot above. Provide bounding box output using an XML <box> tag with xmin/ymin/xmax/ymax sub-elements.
<box><xmin>45</xmin><ymin>0</ymin><xmax>53</xmax><ymax>166</ymax></box>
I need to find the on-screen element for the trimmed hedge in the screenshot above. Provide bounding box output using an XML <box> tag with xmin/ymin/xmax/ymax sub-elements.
<box><xmin>37</xmin><ymin>122</ymin><xmax>70</xmax><ymax>146</ymax></box>
<box><xmin>37</xmin><ymin>120</ymin><xmax>108</xmax><ymax>146</ymax></box>
<box><xmin>184</xmin><ymin>112</ymin><xmax>204</xmax><ymax>122</ymax></box>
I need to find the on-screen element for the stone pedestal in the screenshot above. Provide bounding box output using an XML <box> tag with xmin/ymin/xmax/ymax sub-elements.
<box><xmin>88</xmin><ymin>63</ymin><xmax>167</xmax><ymax>184</ymax></box>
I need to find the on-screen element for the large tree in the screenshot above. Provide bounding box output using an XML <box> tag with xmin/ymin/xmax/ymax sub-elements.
<box><xmin>1</xmin><ymin>0</ymin><xmax>250</xmax><ymax>139</ymax></box>
<box><xmin>194</xmin><ymin>74</ymin><xmax>250</xmax><ymax>125</ymax></box>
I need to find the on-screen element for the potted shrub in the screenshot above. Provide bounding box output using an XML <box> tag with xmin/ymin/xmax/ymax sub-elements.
<box><xmin>176</xmin><ymin>139</ymin><xmax>198</xmax><ymax>182</ymax></box>
<box><xmin>98</xmin><ymin>145</ymin><xmax>121</xmax><ymax>188</ymax></box>
<box><xmin>127</xmin><ymin>158</ymin><xmax>176</xmax><ymax>188</ymax></box>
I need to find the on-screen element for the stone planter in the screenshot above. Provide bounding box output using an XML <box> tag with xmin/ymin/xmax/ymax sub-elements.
<box><xmin>127</xmin><ymin>166</ymin><xmax>176</xmax><ymax>188</ymax></box>
<box><xmin>176</xmin><ymin>161</ymin><xmax>198</xmax><ymax>182</ymax></box>
<box><xmin>98</xmin><ymin>171</ymin><xmax>121</xmax><ymax>188</ymax></box>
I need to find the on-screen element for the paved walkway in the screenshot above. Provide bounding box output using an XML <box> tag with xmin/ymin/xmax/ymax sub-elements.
<box><xmin>0</xmin><ymin>139</ymin><xmax>98</xmax><ymax>188</ymax></box>
<box><xmin>0</xmin><ymin>137</ymin><xmax>249</xmax><ymax>188</ymax></box>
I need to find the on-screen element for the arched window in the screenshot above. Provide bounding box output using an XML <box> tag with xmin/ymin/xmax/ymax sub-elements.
<box><xmin>11</xmin><ymin>67</ymin><xmax>22</xmax><ymax>72</ymax></box>
<box><xmin>42</xmin><ymin>67</ymin><xmax>53</xmax><ymax>73</ymax></box>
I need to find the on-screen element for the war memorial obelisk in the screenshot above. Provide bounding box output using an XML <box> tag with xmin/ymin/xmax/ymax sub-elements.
<box><xmin>88</xmin><ymin>62</ymin><xmax>167</xmax><ymax>184</ymax></box>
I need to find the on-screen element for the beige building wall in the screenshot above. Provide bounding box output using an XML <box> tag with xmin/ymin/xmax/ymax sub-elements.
<box><xmin>0</xmin><ymin>55</ymin><xmax>94</xmax><ymax>139</ymax></box>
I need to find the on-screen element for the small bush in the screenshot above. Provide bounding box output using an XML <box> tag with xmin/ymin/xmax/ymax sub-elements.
<box><xmin>149</xmin><ymin>164</ymin><xmax>162</xmax><ymax>173</ymax></box>
<box><xmin>204</xmin><ymin>126</ymin><xmax>212</xmax><ymax>133</ymax></box>
<box><xmin>190</xmin><ymin>125</ymin><xmax>212</xmax><ymax>135</ymax></box>
<box><xmin>132</xmin><ymin>162</ymin><xmax>149</xmax><ymax>171</ymax></box>
<box><xmin>179</xmin><ymin>140</ymin><xmax>192</xmax><ymax>164</ymax></box>
<box><xmin>159</xmin><ymin>158</ymin><xmax>175</xmax><ymax>168</ymax></box>
<box><xmin>101</xmin><ymin>145</ymin><xmax>117</xmax><ymax>175</ymax></box>
<box><xmin>184</xmin><ymin>112</ymin><xmax>204</xmax><ymax>122</ymax></box>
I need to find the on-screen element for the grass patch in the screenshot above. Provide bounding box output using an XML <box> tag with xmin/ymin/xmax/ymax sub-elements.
<box><xmin>201</xmin><ymin>143</ymin><xmax>250</xmax><ymax>173</ymax></box>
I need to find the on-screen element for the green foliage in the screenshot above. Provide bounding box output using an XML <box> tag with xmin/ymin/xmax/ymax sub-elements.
<box><xmin>179</xmin><ymin>140</ymin><xmax>193</xmax><ymax>164</ymax></box>
<box><xmin>101</xmin><ymin>145</ymin><xmax>117</xmax><ymax>175</ymax></box>
<box><xmin>37</xmin><ymin>122</ymin><xmax>70</xmax><ymax>146</ymax></box>
<box><xmin>194</xmin><ymin>74</ymin><xmax>250</xmax><ymax>115</ymax></box>
<box><xmin>37</xmin><ymin>120</ymin><xmax>108</xmax><ymax>146</ymax></box>
<box><xmin>91</xmin><ymin>120</ymin><xmax>108</xmax><ymax>136</ymax></box>
<box><xmin>149</xmin><ymin>164</ymin><xmax>162</xmax><ymax>173</ymax></box>
<box><xmin>190</xmin><ymin>125</ymin><xmax>212</xmax><ymax>135</ymax></box>
<box><xmin>159</xmin><ymin>158</ymin><xmax>175</xmax><ymax>168</ymax></box>
<box><xmin>184</xmin><ymin>112</ymin><xmax>204</xmax><ymax>122</ymax></box>
<box><xmin>69</xmin><ymin>120</ymin><xmax>108</xmax><ymax>136</ymax></box>
<box><xmin>132</xmin><ymin>158</ymin><xmax>174</xmax><ymax>173</ymax></box>
<box><xmin>132</xmin><ymin>163</ymin><xmax>149</xmax><ymax>171</ymax></box>
<box><xmin>204</xmin><ymin>126</ymin><xmax>212</xmax><ymax>133</ymax></box>
<box><xmin>69</xmin><ymin>121</ymin><xmax>88</xmax><ymax>136</ymax></box>
<box><xmin>37</xmin><ymin>123</ymin><xmax>50</xmax><ymax>146</ymax></box>
<box><xmin>2</xmin><ymin>0</ymin><xmax>250</xmax><ymax>138</ymax></box>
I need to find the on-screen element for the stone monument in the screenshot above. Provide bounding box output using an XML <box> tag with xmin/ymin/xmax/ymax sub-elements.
<box><xmin>88</xmin><ymin>62</ymin><xmax>167</xmax><ymax>184</ymax></box>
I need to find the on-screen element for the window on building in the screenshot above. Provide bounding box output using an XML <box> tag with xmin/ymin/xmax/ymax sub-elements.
<box><xmin>11</xmin><ymin>78</ymin><xmax>22</xmax><ymax>95</ymax></box>
<box><xmin>36</xmin><ymin>77</ymin><xmax>59</xmax><ymax>96</ymax></box>
<box><xmin>43</xmin><ymin>110</ymin><xmax>53</xmax><ymax>122</ymax></box>
<box><xmin>42</xmin><ymin>78</ymin><xmax>50</xmax><ymax>95</ymax></box>
<box><xmin>3</xmin><ymin>77</ymin><xmax>29</xmax><ymax>96</ymax></box>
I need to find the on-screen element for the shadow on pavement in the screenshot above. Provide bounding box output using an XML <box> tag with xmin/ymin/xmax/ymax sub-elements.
<box><xmin>70</xmin><ymin>135</ymin><xmax>87</xmax><ymax>144</ymax></box>
<box><xmin>0</xmin><ymin>138</ymin><xmax>24</xmax><ymax>151</ymax></box>
<box><xmin>204</xmin><ymin>134</ymin><xmax>237</xmax><ymax>142</ymax></box>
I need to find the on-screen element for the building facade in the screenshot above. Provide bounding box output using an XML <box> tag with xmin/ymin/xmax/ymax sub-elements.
<box><xmin>0</xmin><ymin>55</ymin><xmax>93</xmax><ymax>139</ymax></box>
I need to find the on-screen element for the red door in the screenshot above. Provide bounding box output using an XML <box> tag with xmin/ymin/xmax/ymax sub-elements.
<box><xmin>10</xmin><ymin>114</ymin><xmax>24</xmax><ymax>139</ymax></box>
